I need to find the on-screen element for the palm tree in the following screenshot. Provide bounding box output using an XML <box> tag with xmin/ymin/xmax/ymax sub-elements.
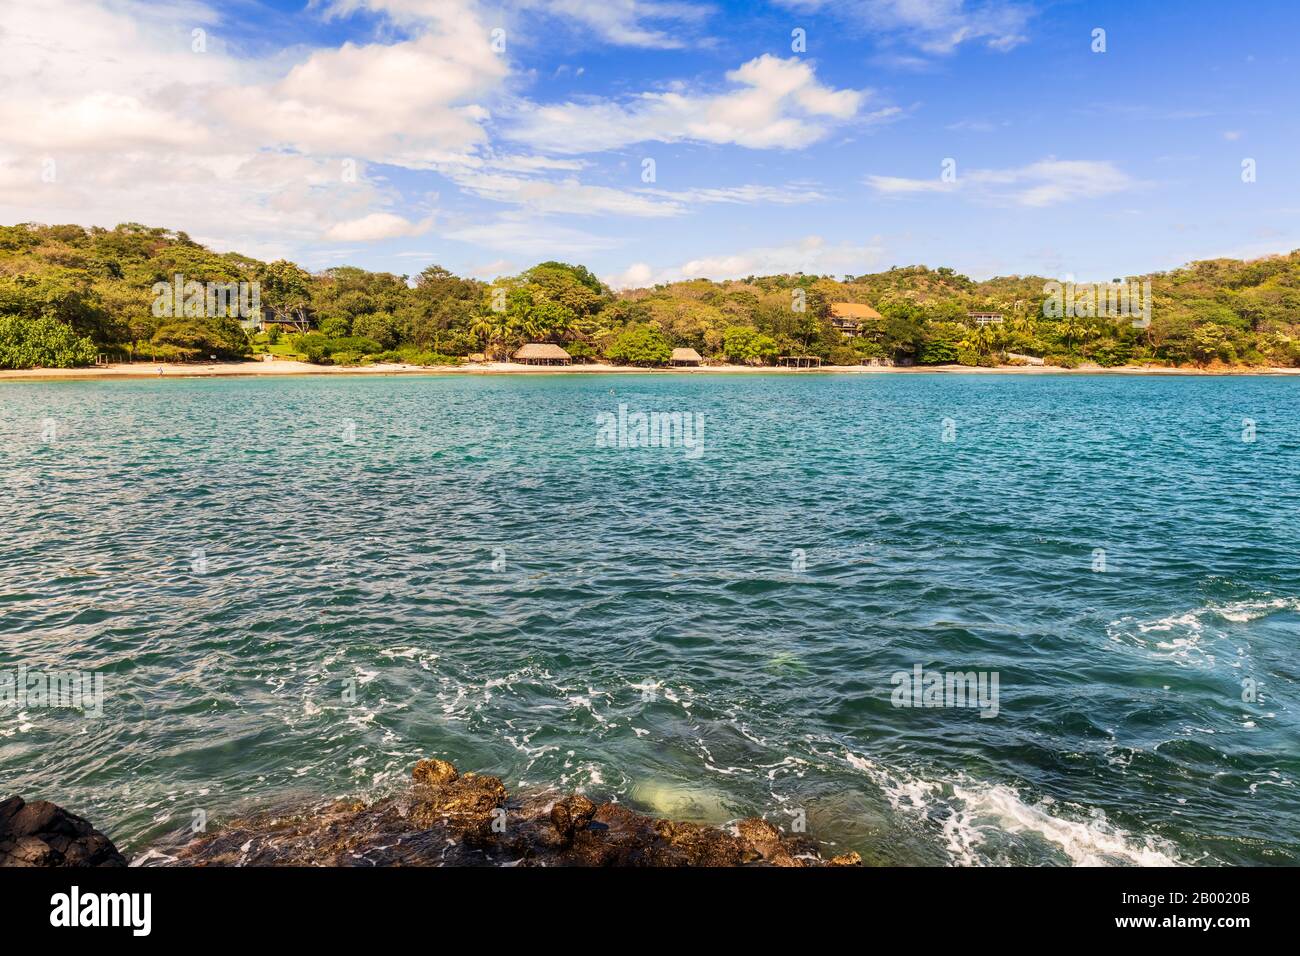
<box><xmin>470</xmin><ymin>312</ymin><xmax>513</xmax><ymax>359</ymax></box>
<box><xmin>1060</xmin><ymin>317</ymin><xmax>1086</xmax><ymax>352</ymax></box>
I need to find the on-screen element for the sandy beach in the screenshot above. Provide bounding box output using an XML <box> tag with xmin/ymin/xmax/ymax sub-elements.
<box><xmin>4</xmin><ymin>358</ymin><xmax>1299</xmax><ymax>381</ymax></box>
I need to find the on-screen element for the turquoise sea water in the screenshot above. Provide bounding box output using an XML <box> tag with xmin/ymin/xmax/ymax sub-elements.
<box><xmin>2</xmin><ymin>372</ymin><xmax>1298</xmax><ymax>865</ymax></box>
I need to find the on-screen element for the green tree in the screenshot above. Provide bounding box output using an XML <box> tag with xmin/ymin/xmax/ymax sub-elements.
<box><xmin>606</xmin><ymin>325</ymin><xmax>671</xmax><ymax>366</ymax></box>
<box><xmin>722</xmin><ymin>325</ymin><xmax>779</xmax><ymax>364</ymax></box>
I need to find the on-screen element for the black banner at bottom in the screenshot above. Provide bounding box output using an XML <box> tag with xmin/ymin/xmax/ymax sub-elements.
<box><xmin>0</xmin><ymin>865</ymin><xmax>1278</xmax><ymax>942</ymax></box>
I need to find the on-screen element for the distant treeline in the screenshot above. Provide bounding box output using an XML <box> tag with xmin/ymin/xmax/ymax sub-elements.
<box><xmin>2</xmin><ymin>222</ymin><xmax>1298</xmax><ymax>370</ymax></box>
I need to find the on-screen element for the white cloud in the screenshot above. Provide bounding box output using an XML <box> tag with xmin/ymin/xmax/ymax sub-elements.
<box><xmin>212</xmin><ymin>23</ymin><xmax>507</xmax><ymax>165</ymax></box>
<box><xmin>440</xmin><ymin>165</ymin><xmax>827</xmax><ymax>218</ymax></box>
<box><xmin>865</xmin><ymin>175</ymin><xmax>957</xmax><ymax>196</ymax></box>
<box><xmin>604</xmin><ymin>234</ymin><xmax>886</xmax><ymax>287</ymax></box>
<box><xmin>330</xmin><ymin>0</ymin><xmax>713</xmax><ymax>49</ymax></box>
<box><xmin>647</xmin><ymin>183</ymin><xmax>827</xmax><ymax>205</ymax></box>
<box><xmin>442</xmin><ymin>214</ymin><xmax>619</xmax><ymax>256</ymax></box>
<box><xmin>325</xmin><ymin>213</ymin><xmax>434</xmax><ymax>241</ymax></box>
<box><xmin>0</xmin><ymin>0</ymin><xmax>502</xmax><ymax>249</ymax></box>
<box><xmin>778</xmin><ymin>0</ymin><xmax>1032</xmax><ymax>55</ymax></box>
<box><xmin>509</xmin><ymin>55</ymin><xmax>884</xmax><ymax>153</ymax></box>
<box><xmin>866</xmin><ymin>159</ymin><xmax>1134</xmax><ymax>207</ymax></box>
<box><xmin>525</xmin><ymin>1</ymin><xmax>713</xmax><ymax>48</ymax></box>
<box><xmin>443</xmin><ymin>169</ymin><xmax>685</xmax><ymax>217</ymax></box>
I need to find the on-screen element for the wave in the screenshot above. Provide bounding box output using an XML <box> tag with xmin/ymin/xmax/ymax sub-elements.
<box><xmin>1106</xmin><ymin>595</ymin><xmax>1299</xmax><ymax>666</ymax></box>
<box><xmin>842</xmin><ymin>752</ymin><xmax>1186</xmax><ymax>867</ymax></box>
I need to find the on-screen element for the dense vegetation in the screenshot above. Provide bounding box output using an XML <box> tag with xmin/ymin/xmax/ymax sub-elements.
<box><xmin>2</xmin><ymin>222</ymin><xmax>1298</xmax><ymax>370</ymax></box>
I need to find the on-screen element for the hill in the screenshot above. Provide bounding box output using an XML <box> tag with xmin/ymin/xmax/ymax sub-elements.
<box><xmin>2</xmin><ymin>222</ymin><xmax>1298</xmax><ymax>370</ymax></box>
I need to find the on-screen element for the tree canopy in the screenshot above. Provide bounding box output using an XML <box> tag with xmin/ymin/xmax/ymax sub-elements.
<box><xmin>1</xmin><ymin>222</ymin><xmax>1298</xmax><ymax>370</ymax></box>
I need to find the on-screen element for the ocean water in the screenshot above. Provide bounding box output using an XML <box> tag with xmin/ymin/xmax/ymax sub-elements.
<box><xmin>1</xmin><ymin>372</ymin><xmax>1298</xmax><ymax>866</ymax></box>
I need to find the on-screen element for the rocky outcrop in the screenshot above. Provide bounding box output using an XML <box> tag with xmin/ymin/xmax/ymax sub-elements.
<box><xmin>0</xmin><ymin>796</ymin><xmax>126</xmax><ymax>867</ymax></box>
<box><xmin>162</xmin><ymin>759</ymin><xmax>862</xmax><ymax>867</ymax></box>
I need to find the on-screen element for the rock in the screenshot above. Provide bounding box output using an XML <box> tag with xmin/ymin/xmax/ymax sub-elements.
<box><xmin>0</xmin><ymin>796</ymin><xmax>127</xmax><ymax>867</ymax></box>
<box><xmin>411</xmin><ymin>758</ymin><xmax>458</xmax><ymax>787</ymax></box>
<box><xmin>160</xmin><ymin>758</ymin><xmax>862</xmax><ymax>868</ymax></box>
<box><xmin>409</xmin><ymin>770</ymin><xmax>507</xmax><ymax>834</ymax></box>
<box><xmin>829</xmin><ymin>851</ymin><xmax>863</xmax><ymax>866</ymax></box>
<box><xmin>549</xmin><ymin>794</ymin><xmax>596</xmax><ymax>846</ymax></box>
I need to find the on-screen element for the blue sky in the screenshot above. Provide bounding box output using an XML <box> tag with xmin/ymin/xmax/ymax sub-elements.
<box><xmin>2</xmin><ymin>0</ymin><xmax>1297</xmax><ymax>285</ymax></box>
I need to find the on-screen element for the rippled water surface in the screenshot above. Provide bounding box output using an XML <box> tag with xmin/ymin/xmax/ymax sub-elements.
<box><xmin>2</xmin><ymin>373</ymin><xmax>1298</xmax><ymax>865</ymax></box>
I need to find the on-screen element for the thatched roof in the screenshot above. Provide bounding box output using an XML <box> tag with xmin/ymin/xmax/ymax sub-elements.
<box><xmin>513</xmin><ymin>343</ymin><xmax>571</xmax><ymax>360</ymax></box>
<box><xmin>671</xmin><ymin>347</ymin><xmax>702</xmax><ymax>362</ymax></box>
<box><xmin>830</xmin><ymin>302</ymin><xmax>882</xmax><ymax>320</ymax></box>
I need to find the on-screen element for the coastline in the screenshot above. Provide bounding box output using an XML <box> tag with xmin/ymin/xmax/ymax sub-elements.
<box><xmin>3</xmin><ymin>758</ymin><xmax>862</xmax><ymax>867</ymax></box>
<box><xmin>3</xmin><ymin>357</ymin><xmax>1299</xmax><ymax>382</ymax></box>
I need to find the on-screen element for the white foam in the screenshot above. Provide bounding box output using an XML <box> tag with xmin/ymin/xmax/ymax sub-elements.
<box><xmin>843</xmin><ymin>751</ymin><xmax>1185</xmax><ymax>867</ymax></box>
<box><xmin>1106</xmin><ymin>595</ymin><xmax>1296</xmax><ymax>667</ymax></box>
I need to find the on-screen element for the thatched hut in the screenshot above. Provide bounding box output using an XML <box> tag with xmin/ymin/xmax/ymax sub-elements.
<box><xmin>513</xmin><ymin>343</ymin><xmax>571</xmax><ymax>366</ymax></box>
<box><xmin>670</xmin><ymin>347</ymin><xmax>703</xmax><ymax>367</ymax></box>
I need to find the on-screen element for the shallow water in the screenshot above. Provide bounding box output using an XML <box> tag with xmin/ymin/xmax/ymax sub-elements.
<box><xmin>2</xmin><ymin>372</ymin><xmax>1297</xmax><ymax>865</ymax></box>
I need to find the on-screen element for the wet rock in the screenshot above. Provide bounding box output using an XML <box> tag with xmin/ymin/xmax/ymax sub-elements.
<box><xmin>161</xmin><ymin>759</ymin><xmax>861</xmax><ymax>867</ymax></box>
<box><xmin>549</xmin><ymin>794</ymin><xmax>596</xmax><ymax>847</ymax></box>
<box><xmin>409</xmin><ymin>767</ymin><xmax>507</xmax><ymax>836</ymax></box>
<box><xmin>0</xmin><ymin>796</ymin><xmax>126</xmax><ymax>867</ymax></box>
<box><xmin>411</xmin><ymin>758</ymin><xmax>458</xmax><ymax>787</ymax></box>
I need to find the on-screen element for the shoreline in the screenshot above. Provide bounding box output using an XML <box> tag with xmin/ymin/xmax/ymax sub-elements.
<box><xmin>4</xmin><ymin>758</ymin><xmax>861</xmax><ymax>867</ymax></box>
<box><xmin>3</xmin><ymin>358</ymin><xmax>1300</xmax><ymax>382</ymax></box>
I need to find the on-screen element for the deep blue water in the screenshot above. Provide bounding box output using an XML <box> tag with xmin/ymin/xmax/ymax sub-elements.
<box><xmin>2</xmin><ymin>372</ymin><xmax>1297</xmax><ymax>865</ymax></box>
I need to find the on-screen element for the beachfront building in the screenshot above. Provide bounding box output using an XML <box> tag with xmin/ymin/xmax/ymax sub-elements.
<box><xmin>968</xmin><ymin>311</ymin><xmax>1004</xmax><ymax>326</ymax></box>
<box><xmin>777</xmin><ymin>355</ymin><xmax>822</xmax><ymax>369</ymax></box>
<box><xmin>513</xmin><ymin>343</ymin><xmax>572</xmax><ymax>366</ymax></box>
<box><xmin>671</xmin><ymin>347</ymin><xmax>702</xmax><ymax>367</ymax></box>
<box><xmin>830</xmin><ymin>302</ymin><xmax>882</xmax><ymax>337</ymax></box>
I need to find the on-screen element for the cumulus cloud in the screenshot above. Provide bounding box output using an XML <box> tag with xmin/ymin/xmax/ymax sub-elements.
<box><xmin>0</xmin><ymin>0</ymin><xmax>499</xmax><ymax>248</ymax></box>
<box><xmin>604</xmin><ymin>234</ymin><xmax>886</xmax><ymax>287</ymax></box>
<box><xmin>508</xmin><ymin>55</ymin><xmax>886</xmax><ymax>153</ymax></box>
<box><xmin>866</xmin><ymin>159</ymin><xmax>1134</xmax><ymax>207</ymax></box>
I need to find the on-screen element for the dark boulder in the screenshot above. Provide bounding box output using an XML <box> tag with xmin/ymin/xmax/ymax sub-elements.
<box><xmin>0</xmin><ymin>796</ymin><xmax>126</xmax><ymax>867</ymax></box>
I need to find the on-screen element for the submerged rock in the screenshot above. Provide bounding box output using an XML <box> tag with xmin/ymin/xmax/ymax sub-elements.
<box><xmin>0</xmin><ymin>796</ymin><xmax>127</xmax><ymax>867</ymax></box>
<box><xmin>160</xmin><ymin>759</ymin><xmax>860</xmax><ymax>867</ymax></box>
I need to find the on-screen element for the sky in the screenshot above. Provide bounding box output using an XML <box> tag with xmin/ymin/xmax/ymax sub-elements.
<box><xmin>1</xmin><ymin>0</ymin><xmax>1298</xmax><ymax>286</ymax></box>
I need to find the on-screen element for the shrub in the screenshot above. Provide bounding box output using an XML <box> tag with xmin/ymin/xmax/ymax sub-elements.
<box><xmin>151</xmin><ymin>317</ymin><xmax>249</xmax><ymax>360</ymax></box>
<box><xmin>566</xmin><ymin>340</ymin><xmax>596</xmax><ymax>362</ymax></box>
<box><xmin>828</xmin><ymin>345</ymin><xmax>859</xmax><ymax>366</ymax></box>
<box><xmin>0</xmin><ymin>315</ymin><xmax>98</xmax><ymax>368</ymax></box>
<box><xmin>1045</xmin><ymin>354</ymin><xmax>1080</xmax><ymax>369</ymax></box>
<box><xmin>328</xmin><ymin>336</ymin><xmax>382</xmax><ymax>355</ymax></box>
<box><xmin>328</xmin><ymin>351</ymin><xmax>369</xmax><ymax>366</ymax></box>
<box><xmin>318</xmin><ymin>315</ymin><xmax>351</xmax><ymax>338</ymax></box>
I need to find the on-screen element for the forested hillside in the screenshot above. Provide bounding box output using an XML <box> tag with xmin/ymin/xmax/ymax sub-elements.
<box><xmin>2</xmin><ymin>222</ymin><xmax>1298</xmax><ymax>369</ymax></box>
